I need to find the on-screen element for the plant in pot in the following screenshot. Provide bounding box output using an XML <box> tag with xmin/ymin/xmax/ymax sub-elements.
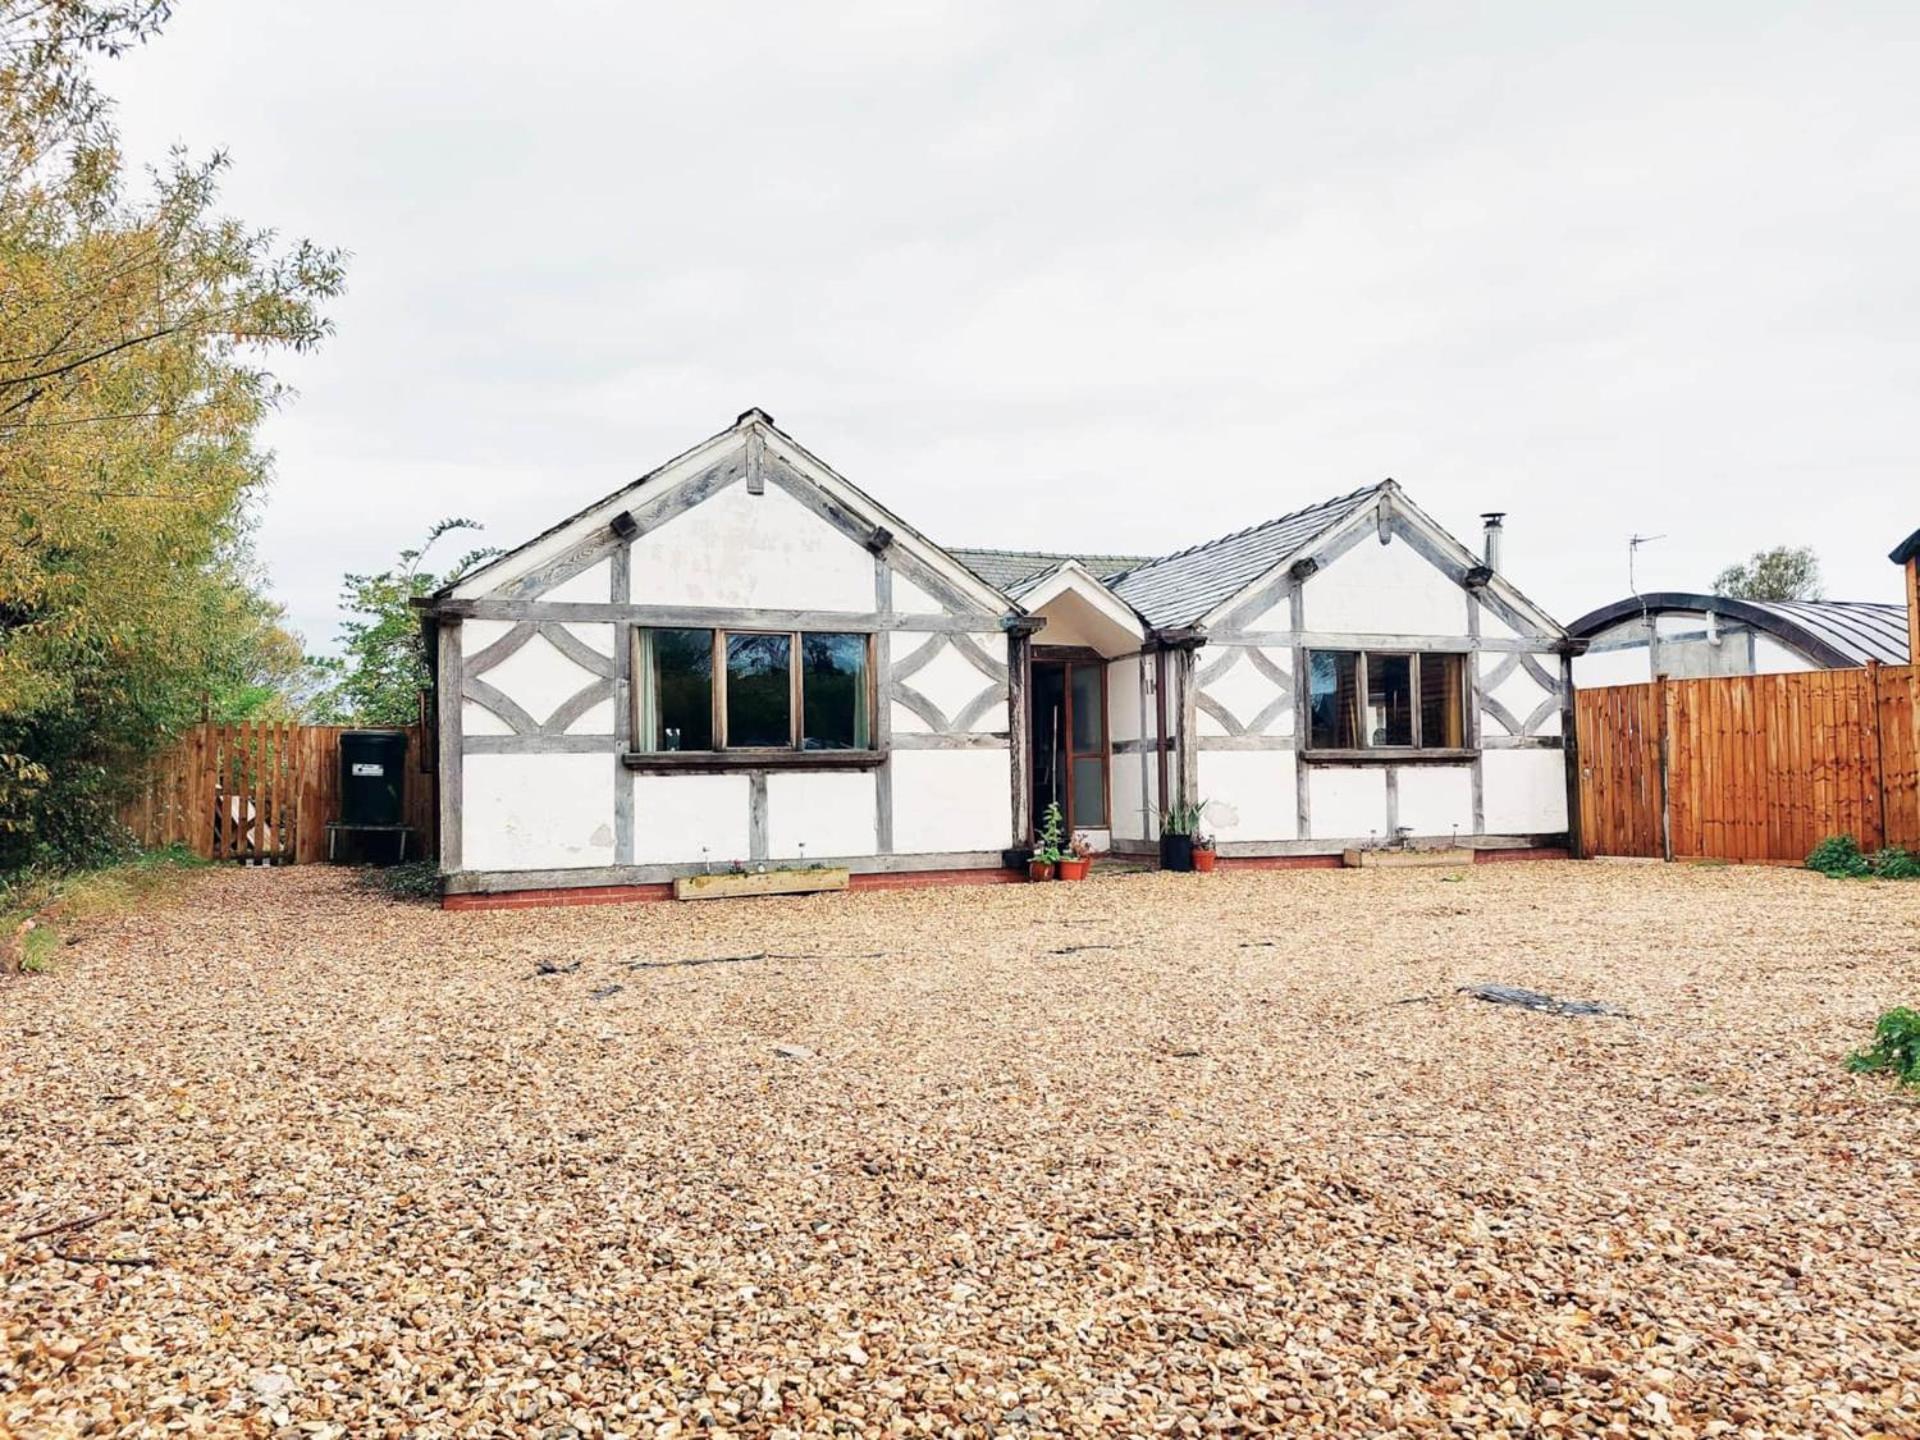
<box><xmin>1058</xmin><ymin>832</ymin><xmax>1094</xmax><ymax>881</ymax></box>
<box><xmin>1191</xmin><ymin>827</ymin><xmax>1218</xmax><ymax>873</ymax></box>
<box><xmin>1030</xmin><ymin>800</ymin><xmax>1065</xmax><ymax>880</ymax></box>
<box><xmin>1159</xmin><ymin>798</ymin><xmax>1205</xmax><ymax>872</ymax></box>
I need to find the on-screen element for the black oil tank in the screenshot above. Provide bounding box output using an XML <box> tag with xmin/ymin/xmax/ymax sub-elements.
<box><xmin>338</xmin><ymin>730</ymin><xmax>407</xmax><ymax>827</ymax></box>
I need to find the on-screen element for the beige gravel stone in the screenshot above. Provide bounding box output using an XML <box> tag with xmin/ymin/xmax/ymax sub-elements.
<box><xmin>2</xmin><ymin>862</ymin><xmax>1918</xmax><ymax>1437</ymax></box>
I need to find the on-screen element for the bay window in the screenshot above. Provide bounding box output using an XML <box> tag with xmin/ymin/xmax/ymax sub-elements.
<box><xmin>1308</xmin><ymin>650</ymin><xmax>1467</xmax><ymax>753</ymax></box>
<box><xmin>632</xmin><ymin>628</ymin><xmax>873</xmax><ymax>759</ymax></box>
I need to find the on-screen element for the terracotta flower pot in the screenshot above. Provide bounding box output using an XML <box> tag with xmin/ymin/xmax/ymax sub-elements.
<box><xmin>1028</xmin><ymin>859</ymin><xmax>1056</xmax><ymax>881</ymax></box>
<box><xmin>1192</xmin><ymin>846</ymin><xmax>1218</xmax><ymax>874</ymax></box>
<box><xmin>1057</xmin><ymin>856</ymin><xmax>1091</xmax><ymax>881</ymax></box>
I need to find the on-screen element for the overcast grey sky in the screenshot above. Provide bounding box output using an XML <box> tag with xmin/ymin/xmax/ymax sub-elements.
<box><xmin>108</xmin><ymin>2</ymin><xmax>1919</xmax><ymax>650</ymax></box>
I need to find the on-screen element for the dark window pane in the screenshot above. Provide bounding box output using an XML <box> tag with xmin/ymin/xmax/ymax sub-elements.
<box><xmin>1309</xmin><ymin>651</ymin><xmax>1361</xmax><ymax>749</ymax></box>
<box><xmin>1071</xmin><ymin>755</ymin><xmax>1107</xmax><ymax>827</ymax></box>
<box><xmin>1031</xmin><ymin>662</ymin><xmax>1066</xmax><ymax>827</ymax></box>
<box><xmin>652</xmin><ymin>628</ymin><xmax>713</xmax><ymax>751</ymax></box>
<box><xmin>1366</xmin><ymin>653</ymin><xmax>1414</xmax><ymax>746</ymax></box>
<box><xmin>802</xmin><ymin>634</ymin><xmax>870</xmax><ymax>750</ymax></box>
<box><xmin>726</xmin><ymin>632</ymin><xmax>792</xmax><ymax>747</ymax></box>
<box><xmin>1419</xmin><ymin>653</ymin><xmax>1465</xmax><ymax>748</ymax></box>
<box><xmin>1070</xmin><ymin>663</ymin><xmax>1104</xmax><ymax>753</ymax></box>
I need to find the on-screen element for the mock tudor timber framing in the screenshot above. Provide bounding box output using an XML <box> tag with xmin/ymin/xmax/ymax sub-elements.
<box><xmin>423</xmin><ymin>413</ymin><xmax>1580</xmax><ymax>894</ymax></box>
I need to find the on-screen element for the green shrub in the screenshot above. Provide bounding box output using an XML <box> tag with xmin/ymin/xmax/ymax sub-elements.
<box><xmin>1807</xmin><ymin>834</ymin><xmax>1871</xmax><ymax>877</ymax></box>
<box><xmin>1847</xmin><ymin>1008</ymin><xmax>1920</xmax><ymax>1088</ymax></box>
<box><xmin>1868</xmin><ymin>847</ymin><xmax>1920</xmax><ymax>881</ymax></box>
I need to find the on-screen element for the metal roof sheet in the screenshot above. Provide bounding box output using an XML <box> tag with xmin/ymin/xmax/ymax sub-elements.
<box><xmin>1567</xmin><ymin>592</ymin><xmax>1909</xmax><ymax>667</ymax></box>
<box><xmin>1108</xmin><ymin>483</ymin><xmax>1387</xmax><ymax>628</ymax></box>
<box><xmin>1743</xmin><ymin>599</ymin><xmax>1910</xmax><ymax>665</ymax></box>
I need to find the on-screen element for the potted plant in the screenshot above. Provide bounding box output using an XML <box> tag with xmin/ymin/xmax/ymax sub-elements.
<box><xmin>1058</xmin><ymin>832</ymin><xmax>1094</xmax><ymax>881</ymax></box>
<box><xmin>1191</xmin><ymin>829</ymin><xmax>1218</xmax><ymax>873</ymax></box>
<box><xmin>1159</xmin><ymin>798</ymin><xmax>1204</xmax><ymax>872</ymax></box>
<box><xmin>1030</xmin><ymin>800</ymin><xmax>1065</xmax><ymax>881</ymax></box>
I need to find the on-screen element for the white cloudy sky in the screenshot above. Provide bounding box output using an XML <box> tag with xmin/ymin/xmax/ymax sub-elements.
<box><xmin>107</xmin><ymin>1</ymin><xmax>1919</xmax><ymax>650</ymax></box>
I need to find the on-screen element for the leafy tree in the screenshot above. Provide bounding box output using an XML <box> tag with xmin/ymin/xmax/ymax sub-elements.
<box><xmin>0</xmin><ymin>1</ymin><xmax>344</xmax><ymax>866</ymax></box>
<box><xmin>316</xmin><ymin>519</ymin><xmax>497</xmax><ymax>726</ymax></box>
<box><xmin>1711</xmin><ymin>545</ymin><xmax>1823</xmax><ymax>602</ymax></box>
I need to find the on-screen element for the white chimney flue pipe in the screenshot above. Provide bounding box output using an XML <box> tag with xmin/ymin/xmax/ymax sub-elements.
<box><xmin>1481</xmin><ymin>512</ymin><xmax>1506</xmax><ymax>571</ymax></box>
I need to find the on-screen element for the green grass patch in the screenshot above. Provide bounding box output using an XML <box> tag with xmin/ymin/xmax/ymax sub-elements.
<box><xmin>19</xmin><ymin>923</ymin><xmax>58</xmax><ymax>973</ymax></box>
<box><xmin>4</xmin><ymin>844</ymin><xmax>209</xmax><ymax>973</ymax></box>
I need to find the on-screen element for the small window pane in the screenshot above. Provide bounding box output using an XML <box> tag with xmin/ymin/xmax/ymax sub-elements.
<box><xmin>802</xmin><ymin>634</ymin><xmax>870</xmax><ymax>750</ymax></box>
<box><xmin>1071</xmin><ymin>755</ymin><xmax>1107</xmax><ymax>827</ymax></box>
<box><xmin>1366</xmin><ymin>654</ymin><xmax>1414</xmax><ymax>746</ymax></box>
<box><xmin>1309</xmin><ymin>651</ymin><xmax>1361</xmax><ymax>749</ymax></box>
<box><xmin>652</xmin><ymin>628</ymin><xmax>713</xmax><ymax>751</ymax></box>
<box><xmin>726</xmin><ymin>632</ymin><xmax>791</xmax><ymax>747</ymax></box>
<box><xmin>1070</xmin><ymin>663</ymin><xmax>1104</xmax><ymax>752</ymax></box>
<box><xmin>1419</xmin><ymin>653</ymin><xmax>1465</xmax><ymax>749</ymax></box>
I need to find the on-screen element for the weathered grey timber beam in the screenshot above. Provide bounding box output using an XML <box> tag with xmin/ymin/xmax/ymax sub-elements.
<box><xmin>436</xmin><ymin>621</ymin><xmax>462</xmax><ymax>873</ymax></box>
<box><xmin>545</xmin><ymin>679</ymin><xmax>615</xmax><ymax>734</ymax></box>
<box><xmin>1207</xmin><ymin>629</ymin><xmax>1557</xmax><ymax>653</ymax></box>
<box><xmin>1211</xmin><ymin>832</ymin><xmax>1568</xmax><ymax>859</ymax></box>
<box><xmin>462</xmin><ymin>733</ymin><xmax>620</xmax><ymax>755</ymax></box>
<box><xmin>874</xmin><ymin>555</ymin><xmax>894</xmax><ymax>855</ymax></box>
<box><xmin>892</xmin><ymin>731</ymin><xmax>1011</xmax><ymax>749</ymax></box>
<box><xmin>1196</xmin><ymin>734</ymin><xmax>1298</xmax><ymax>751</ymax></box>
<box><xmin>426</xmin><ymin>599</ymin><xmax>1011</xmax><ymax>630</ymax></box>
<box><xmin>463</xmin><ymin>676</ymin><xmax>540</xmax><ymax>736</ymax></box>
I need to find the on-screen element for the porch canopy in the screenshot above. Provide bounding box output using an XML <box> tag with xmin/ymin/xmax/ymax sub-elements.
<box><xmin>1016</xmin><ymin>562</ymin><xmax>1147</xmax><ymax>656</ymax></box>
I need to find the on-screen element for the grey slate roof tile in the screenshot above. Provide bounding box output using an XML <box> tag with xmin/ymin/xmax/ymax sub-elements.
<box><xmin>1108</xmin><ymin>483</ymin><xmax>1388</xmax><ymax>628</ymax></box>
<box><xmin>949</xmin><ymin>548</ymin><xmax>1151</xmax><ymax>595</ymax></box>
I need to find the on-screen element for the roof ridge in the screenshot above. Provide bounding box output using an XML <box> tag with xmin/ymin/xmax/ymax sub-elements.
<box><xmin>950</xmin><ymin>544</ymin><xmax>1153</xmax><ymax>560</ymax></box>
<box><xmin>1117</xmin><ymin>481</ymin><xmax>1387</xmax><ymax>578</ymax></box>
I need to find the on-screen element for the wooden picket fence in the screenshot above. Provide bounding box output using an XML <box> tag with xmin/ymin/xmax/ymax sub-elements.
<box><xmin>1576</xmin><ymin>663</ymin><xmax>1920</xmax><ymax>862</ymax></box>
<box><xmin>121</xmin><ymin>722</ymin><xmax>436</xmax><ymax>865</ymax></box>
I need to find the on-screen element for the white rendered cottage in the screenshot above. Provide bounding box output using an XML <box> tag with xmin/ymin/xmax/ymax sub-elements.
<box><xmin>421</xmin><ymin>411</ymin><xmax>1576</xmax><ymax>902</ymax></box>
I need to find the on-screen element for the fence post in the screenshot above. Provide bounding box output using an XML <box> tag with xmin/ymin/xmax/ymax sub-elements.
<box><xmin>1560</xmin><ymin>652</ymin><xmax>1582</xmax><ymax>858</ymax></box>
<box><xmin>1654</xmin><ymin>675</ymin><xmax>1673</xmax><ymax>862</ymax></box>
<box><xmin>1867</xmin><ymin>661</ymin><xmax>1887</xmax><ymax>851</ymax></box>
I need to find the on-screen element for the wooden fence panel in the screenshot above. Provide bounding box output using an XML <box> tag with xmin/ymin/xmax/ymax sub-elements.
<box><xmin>122</xmin><ymin>722</ymin><xmax>435</xmax><ymax>865</ymax></box>
<box><xmin>1578</xmin><ymin>665</ymin><xmax>1919</xmax><ymax>863</ymax></box>
<box><xmin>1576</xmin><ymin>684</ymin><xmax>1664</xmax><ymax>857</ymax></box>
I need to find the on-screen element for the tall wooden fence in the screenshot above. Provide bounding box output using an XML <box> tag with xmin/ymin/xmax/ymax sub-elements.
<box><xmin>121</xmin><ymin>723</ymin><xmax>436</xmax><ymax>864</ymax></box>
<box><xmin>1576</xmin><ymin>664</ymin><xmax>1920</xmax><ymax>862</ymax></box>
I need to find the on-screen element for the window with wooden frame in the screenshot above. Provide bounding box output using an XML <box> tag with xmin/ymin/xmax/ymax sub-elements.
<box><xmin>629</xmin><ymin>627</ymin><xmax>877</xmax><ymax>766</ymax></box>
<box><xmin>1306</xmin><ymin>649</ymin><xmax>1468</xmax><ymax>755</ymax></box>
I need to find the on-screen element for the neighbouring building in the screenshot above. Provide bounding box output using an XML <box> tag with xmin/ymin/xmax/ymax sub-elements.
<box><xmin>420</xmin><ymin>410</ymin><xmax>1576</xmax><ymax>904</ymax></box>
<box><xmin>1567</xmin><ymin>593</ymin><xmax>1910</xmax><ymax>687</ymax></box>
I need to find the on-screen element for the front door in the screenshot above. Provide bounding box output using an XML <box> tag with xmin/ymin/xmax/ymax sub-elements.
<box><xmin>1030</xmin><ymin>656</ymin><xmax>1108</xmax><ymax>839</ymax></box>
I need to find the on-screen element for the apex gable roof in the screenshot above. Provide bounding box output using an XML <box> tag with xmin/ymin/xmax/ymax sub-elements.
<box><xmin>435</xmin><ymin>410</ymin><xmax>1010</xmax><ymax>615</ymax></box>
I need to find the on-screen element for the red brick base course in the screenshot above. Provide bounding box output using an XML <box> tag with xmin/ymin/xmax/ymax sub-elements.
<box><xmin>442</xmin><ymin>848</ymin><xmax>1573</xmax><ymax>910</ymax></box>
<box><xmin>442</xmin><ymin>867</ymin><xmax>1025</xmax><ymax>911</ymax></box>
<box><xmin>1214</xmin><ymin>854</ymin><xmax>1344</xmax><ymax>872</ymax></box>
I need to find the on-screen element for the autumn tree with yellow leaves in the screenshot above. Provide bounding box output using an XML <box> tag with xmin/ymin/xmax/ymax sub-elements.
<box><xmin>0</xmin><ymin>1</ymin><xmax>344</xmax><ymax>865</ymax></box>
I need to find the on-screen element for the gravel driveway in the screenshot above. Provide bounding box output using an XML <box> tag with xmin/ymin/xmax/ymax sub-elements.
<box><xmin>4</xmin><ymin>862</ymin><xmax>1917</xmax><ymax>1438</ymax></box>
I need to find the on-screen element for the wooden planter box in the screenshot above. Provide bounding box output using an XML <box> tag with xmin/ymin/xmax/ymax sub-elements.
<box><xmin>673</xmin><ymin>867</ymin><xmax>851</xmax><ymax>901</ymax></box>
<box><xmin>1341</xmin><ymin>847</ymin><xmax>1473</xmax><ymax>870</ymax></box>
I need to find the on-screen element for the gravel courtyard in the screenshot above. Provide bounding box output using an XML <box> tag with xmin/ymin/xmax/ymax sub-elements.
<box><xmin>4</xmin><ymin>862</ymin><xmax>1918</xmax><ymax>1439</ymax></box>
